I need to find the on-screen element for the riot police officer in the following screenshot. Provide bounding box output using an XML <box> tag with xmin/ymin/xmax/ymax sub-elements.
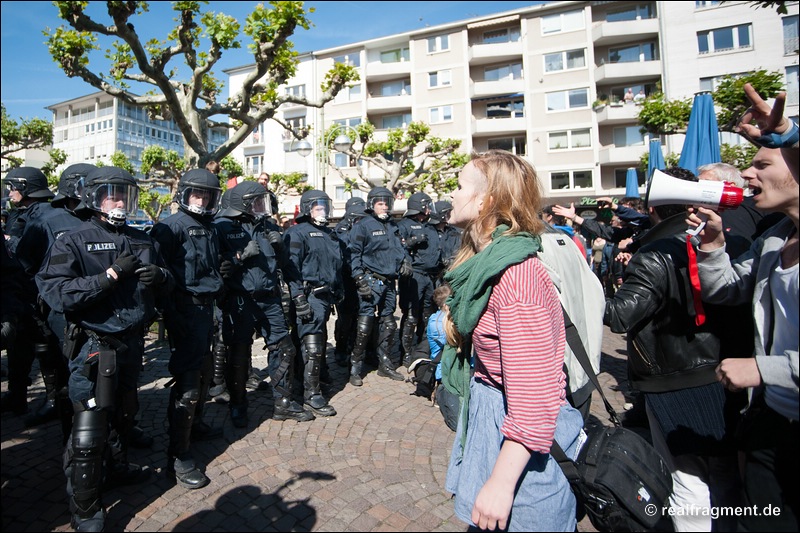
<box><xmin>347</xmin><ymin>187</ymin><xmax>409</xmax><ymax>386</ymax></box>
<box><xmin>333</xmin><ymin>197</ymin><xmax>366</xmax><ymax>366</ymax></box>
<box><xmin>396</xmin><ymin>192</ymin><xmax>441</xmax><ymax>367</ymax></box>
<box><xmin>36</xmin><ymin>166</ymin><xmax>172</xmax><ymax>532</ymax></box>
<box><xmin>150</xmin><ymin>169</ymin><xmax>225</xmax><ymax>490</ymax></box>
<box><xmin>283</xmin><ymin>190</ymin><xmax>343</xmax><ymax>417</ymax></box>
<box><xmin>432</xmin><ymin>200</ymin><xmax>462</xmax><ymax>271</ymax></box>
<box><xmin>213</xmin><ymin>181</ymin><xmax>313</xmax><ymax>426</ymax></box>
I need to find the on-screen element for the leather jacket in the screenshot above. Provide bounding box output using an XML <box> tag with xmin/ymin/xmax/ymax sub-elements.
<box><xmin>604</xmin><ymin>213</ymin><xmax>721</xmax><ymax>393</ymax></box>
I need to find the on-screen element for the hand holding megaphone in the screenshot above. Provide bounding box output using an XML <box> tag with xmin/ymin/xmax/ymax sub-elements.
<box><xmin>686</xmin><ymin>207</ymin><xmax>725</xmax><ymax>249</ymax></box>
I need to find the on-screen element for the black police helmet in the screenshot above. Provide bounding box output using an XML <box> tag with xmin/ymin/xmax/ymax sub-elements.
<box><xmin>217</xmin><ymin>181</ymin><xmax>271</xmax><ymax>219</ymax></box>
<box><xmin>429</xmin><ymin>200</ymin><xmax>453</xmax><ymax>224</ymax></box>
<box><xmin>82</xmin><ymin>166</ymin><xmax>139</xmax><ymax>226</ymax></box>
<box><xmin>2</xmin><ymin>166</ymin><xmax>54</xmax><ymax>200</ymax></box>
<box><xmin>405</xmin><ymin>192</ymin><xmax>434</xmax><ymax>217</ymax></box>
<box><xmin>177</xmin><ymin>169</ymin><xmax>222</xmax><ymax>216</ymax></box>
<box><xmin>299</xmin><ymin>189</ymin><xmax>332</xmax><ymax>225</ymax></box>
<box><xmin>52</xmin><ymin>163</ymin><xmax>95</xmax><ymax>206</ymax></box>
<box><xmin>366</xmin><ymin>186</ymin><xmax>394</xmax><ymax>216</ymax></box>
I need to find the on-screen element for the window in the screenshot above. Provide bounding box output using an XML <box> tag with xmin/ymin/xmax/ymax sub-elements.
<box><xmin>332</xmin><ymin>53</ymin><xmax>360</xmax><ymax>67</ymax></box>
<box><xmin>430</xmin><ymin>105</ymin><xmax>453</xmax><ymax>123</ymax></box>
<box><xmin>609</xmin><ymin>83</ymin><xmax>657</xmax><ymax>102</ymax></box>
<box><xmin>334</xmin><ymin>117</ymin><xmax>362</xmax><ymax>128</ymax></box>
<box><xmin>380</xmin><ymin>47</ymin><xmax>409</xmax><ymax>63</ymax></box>
<box><xmin>550</xmin><ymin>170</ymin><xmax>593</xmax><ymax>190</ymax></box>
<box><xmin>282</xmin><ymin>116</ymin><xmax>307</xmax><ymax>141</ymax></box>
<box><xmin>613</xmin><ymin>126</ymin><xmax>646</xmax><ymax>147</ymax></box>
<box><xmin>488</xmin><ymin>136</ymin><xmax>527</xmax><ymax>155</ymax></box>
<box><xmin>428</xmin><ymin>70</ymin><xmax>452</xmax><ymax>88</ymax></box>
<box><xmin>548</xmin><ymin>129</ymin><xmax>591</xmax><ymax>150</ymax></box>
<box><xmin>787</xmin><ymin>66</ymin><xmax>799</xmax><ymax>106</ymax></box>
<box><xmin>607</xmin><ymin>4</ymin><xmax>654</xmax><ymax>21</ymax></box>
<box><xmin>334</xmin><ymin>83</ymin><xmax>362</xmax><ymax>103</ymax></box>
<box><xmin>542</xmin><ymin>10</ymin><xmax>584</xmax><ymax>35</ymax></box>
<box><xmin>379</xmin><ymin>80</ymin><xmax>410</xmax><ymax>97</ymax></box>
<box><xmin>546</xmin><ymin>88</ymin><xmax>589</xmax><ymax>111</ymax></box>
<box><xmin>381</xmin><ymin>113</ymin><xmax>412</xmax><ymax>129</ymax></box>
<box><xmin>784</xmin><ymin>16</ymin><xmax>799</xmax><ymax>56</ymax></box>
<box><xmin>246</xmin><ymin>155</ymin><xmax>261</xmax><ymax>176</ymax></box>
<box><xmin>698</xmin><ymin>72</ymin><xmax>747</xmax><ymax>92</ymax></box>
<box><xmin>545</xmin><ymin>49</ymin><xmax>586</xmax><ymax>73</ymax></box>
<box><xmin>614</xmin><ymin>168</ymin><xmax>645</xmax><ymax>188</ymax></box>
<box><xmin>486</xmin><ymin>98</ymin><xmax>524</xmax><ymax>119</ymax></box>
<box><xmin>427</xmin><ymin>35</ymin><xmax>450</xmax><ymax>53</ymax></box>
<box><xmin>482</xmin><ymin>27</ymin><xmax>520</xmax><ymax>44</ymax></box>
<box><xmin>284</xmin><ymin>84</ymin><xmax>306</xmax><ymax>98</ymax></box>
<box><xmin>485</xmin><ymin>62</ymin><xmax>522</xmax><ymax>81</ymax></box>
<box><xmin>697</xmin><ymin>24</ymin><xmax>752</xmax><ymax>54</ymax></box>
<box><xmin>695</xmin><ymin>1</ymin><xmax>720</xmax><ymax>8</ymax></box>
<box><xmin>609</xmin><ymin>42</ymin><xmax>658</xmax><ymax>63</ymax></box>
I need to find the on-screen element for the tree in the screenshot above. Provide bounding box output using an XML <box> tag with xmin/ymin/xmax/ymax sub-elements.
<box><xmin>45</xmin><ymin>1</ymin><xmax>359</xmax><ymax>168</ymax></box>
<box><xmin>1</xmin><ymin>103</ymin><xmax>56</xmax><ymax>168</ymax></box>
<box><xmin>324</xmin><ymin>121</ymin><xmax>468</xmax><ymax>196</ymax></box>
<box><xmin>268</xmin><ymin>171</ymin><xmax>312</xmax><ymax>197</ymax></box>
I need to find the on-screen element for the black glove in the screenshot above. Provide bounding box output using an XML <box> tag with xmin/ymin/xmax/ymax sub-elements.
<box><xmin>111</xmin><ymin>251</ymin><xmax>141</xmax><ymax>280</ymax></box>
<box><xmin>219</xmin><ymin>259</ymin><xmax>237</xmax><ymax>279</ymax></box>
<box><xmin>293</xmin><ymin>294</ymin><xmax>312</xmax><ymax>321</ymax></box>
<box><xmin>135</xmin><ymin>264</ymin><xmax>167</xmax><ymax>286</ymax></box>
<box><xmin>266</xmin><ymin>230</ymin><xmax>283</xmax><ymax>250</ymax></box>
<box><xmin>407</xmin><ymin>233</ymin><xmax>428</xmax><ymax>249</ymax></box>
<box><xmin>399</xmin><ymin>259</ymin><xmax>413</xmax><ymax>278</ymax></box>
<box><xmin>239</xmin><ymin>240</ymin><xmax>261</xmax><ymax>261</ymax></box>
<box><xmin>354</xmin><ymin>273</ymin><xmax>373</xmax><ymax>299</ymax></box>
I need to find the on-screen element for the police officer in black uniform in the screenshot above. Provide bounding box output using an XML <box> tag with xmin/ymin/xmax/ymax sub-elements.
<box><xmin>348</xmin><ymin>187</ymin><xmax>409</xmax><ymax>386</ymax></box>
<box><xmin>333</xmin><ymin>197</ymin><xmax>366</xmax><ymax>366</ymax></box>
<box><xmin>396</xmin><ymin>192</ymin><xmax>441</xmax><ymax>367</ymax></box>
<box><xmin>35</xmin><ymin>166</ymin><xmax>172</xmax><ymax>532</ymax></box>
<box><xmin>150</xmin><ymin>169</ymin><xmax>224</xmax><ymax>490</ymax></box>
<box><xmin>213</xmin><ymin>181</ymin><xmax>313</xmax><ymax>426</ymax></box>
<box><xmin>1</xmin><ymin>167</ymin><xmax>57</xmax><ymax>416</ymax></box>
<box><xmin>14</xmin><ymin>164</ymin><xmax>94</xmax><ymax>433</ymax></box>
<box><xmin>431</xmin><ymin>200</ymin><xmax>462</xmax><ymax>272</ymax></box>
<box><xmin>283</xmin><ymin>190</ymin><xmax>342</xmax><ymax>417</ymax></box>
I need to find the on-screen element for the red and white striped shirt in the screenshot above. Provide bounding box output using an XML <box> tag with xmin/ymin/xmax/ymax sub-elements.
<box><xmin>473</xmin><ymin>256</ymin><xmax>567</xmax><ymax>454</ymax></box>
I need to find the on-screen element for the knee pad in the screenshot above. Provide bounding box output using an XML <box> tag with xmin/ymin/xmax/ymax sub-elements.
<box><xmin>70</xmin><ymin>410</ymin><xmax>107</xmax><ymax>502</ymax></box>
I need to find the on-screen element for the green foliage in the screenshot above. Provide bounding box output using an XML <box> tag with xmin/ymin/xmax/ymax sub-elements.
<box><xmin>720</xmin><ymin>142</ymin><xmax>759</xmax><ymax>170</ymax></box>
<box><xmin>638</xmin><ymin>150</ymin><xmax>681</xmax><ymax>174</ymax></box>
<box><xmin>219</xmin><ymin>155</ymin><xmax>243</xmax><ymax>181</ymax></box>
<box><xmin>636</xmin><ymin>93</ymin><xmax>692</xmax><ymax>135</ymax></box>
<box><xmin>712</xmin><ymin>70</ymin><xmax>784</xmax><ymax>131</ymax></box>
<box><xmin>1</xmin><ymin>103</ymin><xmax>54</xmax><ymax>158</ymax></box>
<box><xmin>270</xmin><ymin>171</ymin><xmax>312</xmax><ymax>197</ymax></box>
<box><xmin>42</xmin><ymin>149</ymin><xmax>69</xmax><ymax>188</ymax></box>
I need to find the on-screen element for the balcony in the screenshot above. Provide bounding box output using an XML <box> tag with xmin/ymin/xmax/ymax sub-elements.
<box><xmin>366</xmin><ymin>93</ymin><xmax>413</xmax><ymax>113</ymax></box>
<box><xmin>592</xmin><ymin>18</ymin><xmax>659</xmax><ymax>47</ymax></box>
<box><xmin>595</xmin><ymin>102</ymin><xmax>641</xmax><ymax>125</ymax></box>
<box><xmin>598</xmin><ymin>144</ymin><xmax>647</xmax><ymax>166</ymax></box>
<box><xmin>595</xmin><ymin>60</ymin><xmax>661</xmax><ymax>85</ymax></box>
<box><xmin>473</xmin><ymin>116</ymin><xmax>526</xmax><ymax>136</ymax></box>
<box><xmin>469</xmin><ymin>40</ymin><xmax>524</xmax><ymax>65</ymax></box>
<box><xmin>471</xmin><ymin>78</ymin><xmax>524</xmax><ymax>99</ymax></box>
<box><xmin>365</xmin><ymin>59</ymin><xmax>412</xmax><ymax>82</ymax></box>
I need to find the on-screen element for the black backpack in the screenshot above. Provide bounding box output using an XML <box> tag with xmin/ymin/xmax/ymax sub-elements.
<box><xmin>551</xmin><ymin>307</ymin><xmax>673</xmax><ymax>532</ymax></box>
<box><xmin>408</xmin><ymin>340</ymin><xmax>438</xmax><ymax>400</ymax></box>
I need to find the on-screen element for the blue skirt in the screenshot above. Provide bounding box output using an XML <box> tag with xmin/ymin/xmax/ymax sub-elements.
<box><xmin>445</xmin><ymin>377</ymin><xmax>583</xmax><ymax>532</ymax></box>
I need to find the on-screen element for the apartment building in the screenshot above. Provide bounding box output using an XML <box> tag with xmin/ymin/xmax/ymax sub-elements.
<box><xmin>228</xmin><ymin>0</ymin><xmax>798</xmax><ymax>215</ymax></box>
<box><xmin>47</xmin><ymin>91</ymin><xmax>228</xmax><ymax>174</ymax></box>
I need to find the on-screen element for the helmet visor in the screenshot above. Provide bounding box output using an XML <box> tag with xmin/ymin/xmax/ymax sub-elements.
<box><xmin>2</xmin><ymin>178</ymin><xmax>26</xmax><ymax>196</ymax></box>
<box><xmin>369</xmin><ymin>195</ymin><xmax>394</xmax><ymax>213</ymax></box>
<box><xmin>307</xmin><ymin>197</ymin><xmax>332</xmax><ymax>221</ymax></box>
<box><xmin>87</xmin><ymin>183</ymin><xmax>139</xmax><ymax>218</ymax></box>
<box><xmin>180</xmin><ymin>186</ymin><xmax>221</xmax><ymax>216</ymax></box>
<box><xmin>243</xmin><ymin>192</ymin><xmax>271</xmax><ymax>218</ymax></box>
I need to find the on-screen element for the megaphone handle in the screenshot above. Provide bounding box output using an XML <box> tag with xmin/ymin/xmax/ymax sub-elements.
<box><xmin>686</xmin><ymin>211</ymin><xmax>708</xmax><ymax>237</ymax></box>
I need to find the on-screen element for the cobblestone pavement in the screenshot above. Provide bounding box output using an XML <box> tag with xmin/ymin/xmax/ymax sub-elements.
<box><xmin>1</xmin><ymin>324</ymin><xmax>635</xmax><ymax>532</ymax></box>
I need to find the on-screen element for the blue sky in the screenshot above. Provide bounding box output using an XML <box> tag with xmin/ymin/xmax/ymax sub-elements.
<box><xmin>1</xmin><ymin>1</ymin><xmax>540</xmax><ymax>121</ymax></box>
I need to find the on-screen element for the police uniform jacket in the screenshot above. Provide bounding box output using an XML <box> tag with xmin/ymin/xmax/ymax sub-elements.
<box><xmin>35</xmin><ymin>217</ymin><xmax>173</xmax><ymax>335</ymax></box>
<box><xmin>5</xmin><ymin>201</ymin><xmax>50</xmax><ymax>254</ymax></box>
<box><xmin>396</xmin><ymin>217</ymin><xmax>441</xmax><ymax>274</ymax></box>
<box><xmin>348</xmin><ymin>214</ymin><xmax>406</xmax><ymax>279</ymax></box>
<box><xmin>150</xmin><ymin>210</ymin><xmax>223</xmax><ymax>299</ymax></box>
<box><xmin>283</xmin><ymin>219</ymin><xmax>344</xmax><ymax>299</ymax></box>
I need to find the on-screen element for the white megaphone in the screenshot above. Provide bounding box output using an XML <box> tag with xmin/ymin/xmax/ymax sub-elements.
<box><xmin>645</xmin><ymin>169</ymin><xmax>744</xmax><ymax>211</ymax></box>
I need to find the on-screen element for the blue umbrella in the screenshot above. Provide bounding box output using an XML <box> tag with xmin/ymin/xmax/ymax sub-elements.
<box><xmin>678</xmin><ymin>91</ymin><xmax>720</xmax><ymax>175</ymax></box>
<box><xmin>648</xmin><ymin>138</ymin><xmax>666</xmax><ymax>179</ymax></box>
<box><xmin>625</xmin><ymin>167</ymin><xmax>640</xmax><ymax>198</ymax></box>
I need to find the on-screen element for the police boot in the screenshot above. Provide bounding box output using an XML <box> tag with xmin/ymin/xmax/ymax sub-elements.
<box><xmin>302</xmin><ymin>335</ymin><xmax>336</xmax><ymax>417</ymax></box>
<box><xmin>208</xmin><ymin>340</ymin><xmax>229</xmax><ymax>403</ymax></box>
<box><xmin>227</xmin><ymin>344</ymin><xmax>251</xmax><ymax>428</ymax></box>
<box><xmin>349</xmin><ymin>316</ymin><xmax>374</xmax><ymax>387</ymax></box>
<box><xmin>246</xmin><ymin>363</ymin><xmax>264</xmax><ymax>391</ymax></box>
<box><xmin>273</xmin><ymin>396</ymin><xmax>315</xmax><ymax>422</ymax></box>
<box><xmin>400</xmin><ymin>314</ymin><xmax>419</xmax><ymax>369</ymax></box>
<box><xmin>67</xmin><ymin>409</ymin><xmax>108</xmax><ymax>533</ymax></box>
<box><xmin>106</xmin><ymin>389</ymin><xmax>151</xmax><ymax>489</ymax></box>
<box><xmin>191</xmin><ymin>354</ymin><xmax>223</xmax><ymax>441</ymax></box>
<box><xmin>376</xmin><ymin>317</ymin><xmax>404</xmax><ymax>381</ymax></box>
<box><xmin>166</xmin><ymin>371</ymin><xmax>209</xmax><ymax>489</ymax></box>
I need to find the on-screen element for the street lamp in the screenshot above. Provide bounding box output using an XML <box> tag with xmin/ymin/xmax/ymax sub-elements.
<box><xmin>292</xmin><ymin>124</ymin><xmax>358</xmax><ymax>194</ymax></box>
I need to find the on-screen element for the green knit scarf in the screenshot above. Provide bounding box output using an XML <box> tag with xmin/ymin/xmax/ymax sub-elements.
<box><xmin>440</xmin><ymin>224</ymin><xmax>542</xmax><ymax>446</ymax></box>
